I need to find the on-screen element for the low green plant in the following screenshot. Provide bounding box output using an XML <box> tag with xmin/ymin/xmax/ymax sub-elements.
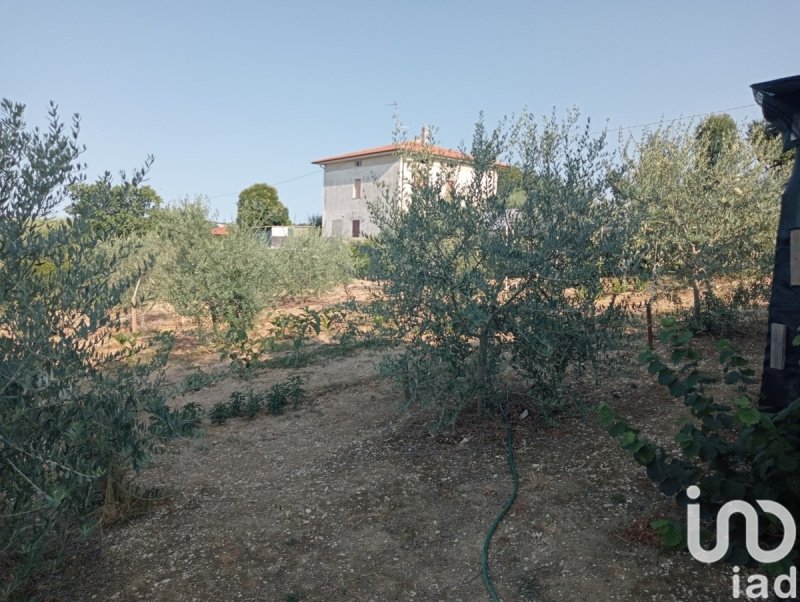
<box><xmin>181</xmin><ymin>369</ymin><xmax>218</xmax><ymax>392</ymax></box>
<box><xmin>209</xmin><ymin>398</ymin><xmax>234</xmax><ymax>425</ymax></box>
<box><xmin>221</xmin><ymin>301</ymin><xmax>394</xmax><ymax>375</ymax></box>
<box><xmin>244</xmin><ymin>393</ymin><xmax>262</xmax><ymax>418</ymax></box>
<box><xmin>607</xmin><ymin>278</ymin><xmax>631</xmax><ymax>294</ymax></box>
<box><xmin>112</xmin><ymin>330</ymin><xmax>141</xmax><ymax>348</ymax></box>
<box><xmin>599</xmin><ymin>317</ymin><xmax>800</xmax><ymax>569</ymax></box>
<box><xmin>228</xmin><ymin>389</ymin><xmax>244</xmax><ymax>416</ymax></box>
<box><xmin>147</xmin><ymin>400</ymin><xmax>204</xmax><ymax>438</ymax></box>
<box><xmin>264</xmin><ymin>376</ymin><xmax>304</xmax><ymax>415</ymax></box>
<box><xmin>208</xmin><ymin>377</ymin><xmax>305</xmax><ymax>424</ymax></box>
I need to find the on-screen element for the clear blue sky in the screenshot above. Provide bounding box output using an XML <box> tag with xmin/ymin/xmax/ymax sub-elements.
<box><xmin>3</xmin><ymin>1</ymin><xmax>798</xmax><ymax>223</ymax></box>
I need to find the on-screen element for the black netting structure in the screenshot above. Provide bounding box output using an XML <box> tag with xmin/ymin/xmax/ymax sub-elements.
<box><xmin>752</xmin><ymin>75</ymin><xmax>800</xmax><ymax>409</ymax></box>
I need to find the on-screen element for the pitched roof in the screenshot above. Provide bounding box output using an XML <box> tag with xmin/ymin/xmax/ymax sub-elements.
<box><xmin>311</xmin><ymin>141</ymin><xmax>470</xmax><ymax>165</ymax></box>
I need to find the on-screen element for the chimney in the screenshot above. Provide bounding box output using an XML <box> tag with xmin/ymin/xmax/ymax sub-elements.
<box><xmin>421</xmin><ymin>125</ymin><xmax>430</xmax><ymax>145</ymax></box>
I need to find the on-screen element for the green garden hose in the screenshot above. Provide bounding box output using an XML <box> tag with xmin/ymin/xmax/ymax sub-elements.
<box><xmin>481</xmin><ymin>405</ymin><xmax>520</xmax><ymax>601</ymax></box>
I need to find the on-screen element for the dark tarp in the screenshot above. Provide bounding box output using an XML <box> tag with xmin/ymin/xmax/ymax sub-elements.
<box><xmin>752</xmin><ymin>75</ymin><xmax>800</xmax><ymax>408</ymax></box>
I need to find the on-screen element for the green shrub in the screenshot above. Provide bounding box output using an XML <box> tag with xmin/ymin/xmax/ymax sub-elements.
<box><xmin>349</xmin><ymin>238</ymin><xmax>381</xmax><ymax>278</ymax></box>
<box><xmin>147</xmin><ymin>400</ymin><xmax>204</xmax><ymax>439</ymax></box>
<box><xmin>264</xmin><ymin>376</ymin><xmax>304</xmax><ymax>414</ymax></box>
<box><xmin>244</xmin><ymin>393</ymin><xmax>262</xmax><ymax>418</ymax></box>
<box><xmin>677</xmin><ymin>280</ymin><xmax>769</xmax><ymax>336</ymax></box>
<box><xmin>180</xmin><ymin>368</ymin><xmax>219</xmax><ymax>392</ymax></box>
<box><xmin>599</xmin><ymin>317</ymin><xmax>800</xmax><ymax>569</ymax></box>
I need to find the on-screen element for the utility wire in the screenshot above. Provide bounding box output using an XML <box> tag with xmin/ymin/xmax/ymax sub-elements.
<box><xmin>274</xmin><ymin>169</ymin><xmax>322</xmax><ymax>185</ymax></box>
<box><xmin>208</xmin><ymin>169</ymin><xmax>321</xmax><ymax>199</ymax></box>
<box><xmin>604</xmin><ymin>103</ymin><xmax>758</xmax><ymax>134</ymax></box>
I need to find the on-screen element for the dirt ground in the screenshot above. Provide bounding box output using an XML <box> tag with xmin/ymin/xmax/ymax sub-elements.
<box><xmin>37</xmin><ymin>284</ymin><xmax>767</xmax><ymax>601</ymax></box>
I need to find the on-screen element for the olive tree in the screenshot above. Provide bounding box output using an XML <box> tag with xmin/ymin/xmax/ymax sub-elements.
<box><xmin>152</xmin><ymin>199</ymin><xmax>275</xmax><ymax>341</ymax></box>
<box><xmin>67</xmin><ymin>174</ymin><xmax>162</xmax><ymax>238</ymax></box>
<box><xmin>369</xmin><ymin>111</ymin><xmax>630</xmax><ymax>425</ymax></box>
<box><xmin>621</xmin><ymin>118</ymin><xmax>789</xmax><ymax>329</ymax></box>
<box><xmin>0</xmin><ymin>100</ymin><xmax>175</xmax><ymax>593</ymax></box>
<box><xmin>264</xmin><ymin>228</ymin><xmax>354</xmax><ymax>299</ymax></box>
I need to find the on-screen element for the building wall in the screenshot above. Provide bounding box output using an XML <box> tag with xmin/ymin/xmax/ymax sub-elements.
<box><xmin>321</xmin><ymin>155</ymin><xmax>400</xmax><ymax>238</ymax></box>
<box><xmin>321</xmin><ymin>154</ymin><xmax>495</xmax><ymax>238</ymax></box>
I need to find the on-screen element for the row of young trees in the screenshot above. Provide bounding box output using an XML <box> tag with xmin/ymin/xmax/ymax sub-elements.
<box><xmin>620</xmin><ymin>115</ymin><xmax>790</xmax><ymax>331</ymax></box>
<box><xmin>58</xmin><ymin>174</ymin><xmax>344</xmax><ymax>342</ymax></box>
<box><xmin>0</xmin><ymin>99</ymin><xmax>352</xmax><ymax>593</ymax></box>
<box><xmin>141</xmin><ymin>199</ymin><xmax>352</xmax><ymax>340</ymax></box>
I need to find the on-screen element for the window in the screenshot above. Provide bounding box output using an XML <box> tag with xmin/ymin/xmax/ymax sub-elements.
<box><xmin>352</xmin><ymin>219</ymin><xmax>360</xmax><ymax>238</ymax></box>
<box><xmin>355</xmin><ymin>160</ymin><xmax>362</xmax><ymax>167</ymax></box>
<box><xmin>353</xmin><ymin>178</ymin><xmax>362</xmax><ymax>198</ymax></box>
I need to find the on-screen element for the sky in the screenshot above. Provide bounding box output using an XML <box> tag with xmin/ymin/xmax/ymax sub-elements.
<box><xmin>3</xmin><ymin>1</ymin><xmax>799</xmax><ymax>223</ymax></box>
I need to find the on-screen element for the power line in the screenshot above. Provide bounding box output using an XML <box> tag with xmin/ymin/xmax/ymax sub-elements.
<box><xmin>208</xmin><ymin>169</ymin><xmax>321</xmax><ymax>199</ymax></box>
<box><xmin>605</xmin><ymin>103</ymin><xmax>758</xmax><ymax>134</ymax></box>
<box><xmin>275</xmin><ymin>169</ymin><xmax>321</xmax><ymax>185</ymax></box>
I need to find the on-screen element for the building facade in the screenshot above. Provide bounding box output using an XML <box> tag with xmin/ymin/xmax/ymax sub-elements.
<box><xmin>312</xmin><ymin>129</ymin><xmax>493</xmax><ymax>238</ymax></box>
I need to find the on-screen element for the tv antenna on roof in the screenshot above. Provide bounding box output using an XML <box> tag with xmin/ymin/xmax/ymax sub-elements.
<box><xmin>387</xmin><ymin>100</ymin><xmax>405</xmax><ymax>138</ymax></box>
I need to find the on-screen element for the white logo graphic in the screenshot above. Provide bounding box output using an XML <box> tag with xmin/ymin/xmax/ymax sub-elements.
<box><xmin>686</xmin><ymin>485</ymin><xmax>796</xmax><ymax>564</ymax></box>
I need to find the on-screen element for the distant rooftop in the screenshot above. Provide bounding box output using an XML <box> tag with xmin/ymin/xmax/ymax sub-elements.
<box><xmin>312</xmin><ymin>140</ymin><xmax>470</xmax><ymax>166</ymax></box>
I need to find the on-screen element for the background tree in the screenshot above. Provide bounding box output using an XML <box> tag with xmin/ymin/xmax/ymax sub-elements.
<box><xmin>747</xmin><ymin>118</ymin><xmax>796</xmax><ymax>169</ymax></box>
<box><xmin>623</xmin><ymin>118</ymin><xmax>789</xmax><ymax>330</ymax></box>
<box><xmin>67</xmin><ymin>175</ymin><xmax>164</xmax><ymax>331</ymax></box>
<box><xmin>694</xmin><ymin>113</ymin><xmax>738</xmax><ymax>168</ymax></box>
<box><xmin>149</xmin><ymin>200</ymin><xmax>353</xmax><ymax>337</ymax></box>
<box><xmin>495</xmin><ymin>164</ymin><xmax>526</xmax><ymax>208</ymax></box>
<box><xmin>67</xmin><ymin>168</ymin><xmax>162</xmax><ymax>238</ymax></box>
<box><xmin>307</xmin><ymin>212</ymin><xmax>323</xmax><ymax>228</ymax></box>
<box><xmin>236</xmin><ymin>182</ymin><xmax>290</xmax><ymax>228</ymax></box>
<box><xmin>268</xmin><ymin>229</ymin><xmax>354</xmax><ymax>298</ymax></box>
